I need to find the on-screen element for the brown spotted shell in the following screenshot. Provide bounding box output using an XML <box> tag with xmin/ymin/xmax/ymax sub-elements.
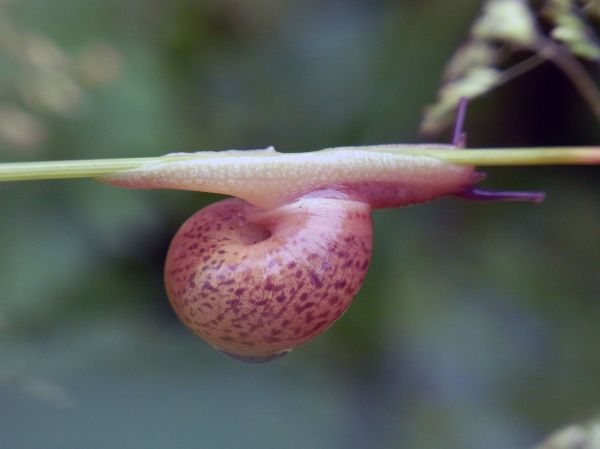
<box><xmin>165</xmin><ymin>196</ymin><xmax>373</xmax><ymax>363</ymax></box>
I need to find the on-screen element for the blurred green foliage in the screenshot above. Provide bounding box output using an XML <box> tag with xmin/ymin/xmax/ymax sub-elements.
<box><xmin>0</xmin><ymin>1</ymin><xmax>598</xmax><ymax>448</ymax></box>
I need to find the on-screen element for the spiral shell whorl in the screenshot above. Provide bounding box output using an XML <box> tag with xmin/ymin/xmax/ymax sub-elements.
<box><xmin>165</xmin><ymin>196</ymin><xmax>373</xmax><ymax>362</ymax></box>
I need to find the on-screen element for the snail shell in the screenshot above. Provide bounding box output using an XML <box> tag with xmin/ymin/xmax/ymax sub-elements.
<box><xmin>165</xmin><ymin>195</ymin><xmax>373</xmax><ymax>363</ymax></box>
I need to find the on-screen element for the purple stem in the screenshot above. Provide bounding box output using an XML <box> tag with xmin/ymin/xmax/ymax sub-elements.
<box><xmin>452</xmin><ymin>97</ymin><xmax>469</xmax><ymax>147</ymax></box>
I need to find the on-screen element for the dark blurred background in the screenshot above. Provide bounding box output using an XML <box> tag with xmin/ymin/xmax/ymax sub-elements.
<box><xmin>0</xmin><ymin>1</ymin><xmax>598</xmax><ymax>448</ymax></box>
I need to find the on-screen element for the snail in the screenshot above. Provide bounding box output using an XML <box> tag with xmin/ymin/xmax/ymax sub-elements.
<box><xmin>101</xmin><ymin>139</ymin><xmax>547</xmax><ymax>363</ymax></box>
<box><xmin>1</xmin><ymin>105</ymin><xmax>597</xmax><ymax>363</ymax></box>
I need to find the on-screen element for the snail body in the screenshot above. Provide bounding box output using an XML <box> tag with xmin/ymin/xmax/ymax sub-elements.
<box><xmin>102</xmin><ymin>144</ymin><xmax>535</xmax><ymax>362</ymax></box>
<box><xmin>104</xmin><ymin>145</ymin><xmax>478</xmax><ymax>209</ymax></box>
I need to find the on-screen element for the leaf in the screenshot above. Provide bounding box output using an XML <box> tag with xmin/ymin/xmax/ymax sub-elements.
<box><xmin>545</xmin><ymin>0</ymin><xmax>600</xmax><ymax>60</ymax></box>
<box><xmin>535</xmin><ymin>421</ymin><xmax>600</xmax><ymax>449</ymax></box>
<box><xmin>421</xmin><ymin>67</ymin><xmax>501</xmax><ymax>135</ymax></box>
<box><xmin>471</xmin><ymin>0</ymin><xmax>540</xmax><ymax>47</ymax></box>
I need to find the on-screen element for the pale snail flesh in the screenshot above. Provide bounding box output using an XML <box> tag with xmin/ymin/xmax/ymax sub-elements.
<box><xmin>103</xmin><ymin>144</ymin><xmax>543</xmax><ymax>363</ymax></box>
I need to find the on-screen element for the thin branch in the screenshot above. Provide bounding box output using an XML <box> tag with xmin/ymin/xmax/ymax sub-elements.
<box><xmin>414</xmin><ymin>147</ymin><xmax>600</xmax><ymax>165</ymax></box>
<box><xmin>0</xmin><ymin>146</ymin><xmax>598</xmax><ymax>183</ymax></box>
<box><xmin>0</xmin><ymin>156</ymin><xmax>169</xmax><ymax>182</ymax></box>
<box><xmin>497</xmin><ymin>51</ymin><xmax>552</xmax><ymax>86</ymax></box>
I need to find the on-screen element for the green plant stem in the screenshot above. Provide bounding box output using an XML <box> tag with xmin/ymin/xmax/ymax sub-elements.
<box><xmin>0</xmin><ymin>157</ymin><xmax>159</xmax><ymax>181</ymax></box>
<box><xmin>416</xmin><ymin>147</ymin><xmax>600</xmax><ymax>165</ymax></box>
<box><xmin>0</xmin><ymin>147</ymin><xmax>598</xmax><ymax>183</ymax></box>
